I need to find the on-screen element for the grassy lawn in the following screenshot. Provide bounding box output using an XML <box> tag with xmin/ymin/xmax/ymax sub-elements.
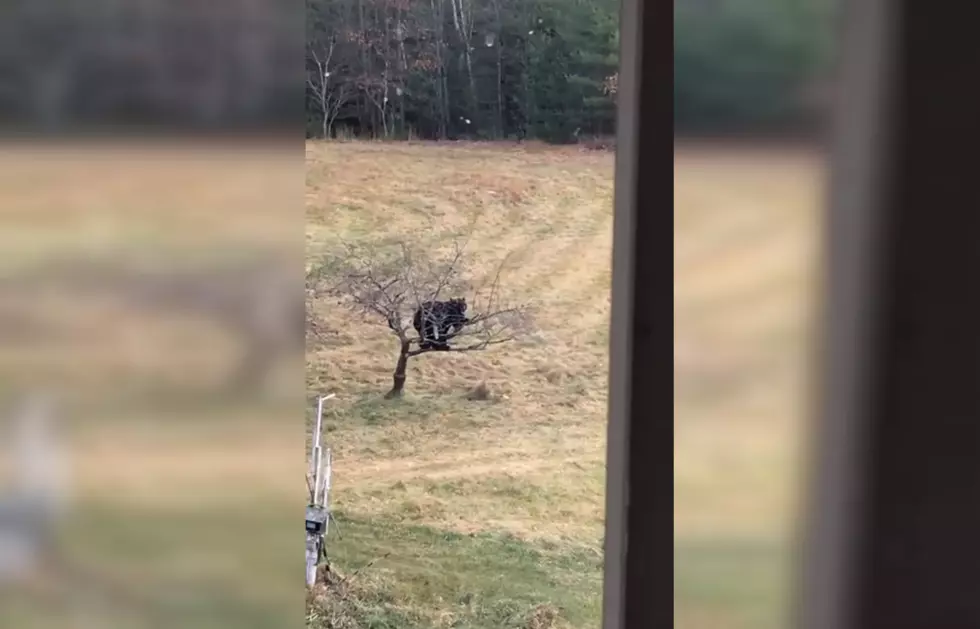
<box><xmin>0</xmin><ymin>139</ymin><xmax>822</xmax><ymax>627</ymax></box>
<box><xmin>307</xmin><ymin>141</ymin><xmax>614</xmax><ymax>627</ymax></box>
<box><xmin>674</xmin><ymin>143</ymin><xmax>823</xmax><ymax>628</ymax></box>
<box><xmin>307</xmin><ymin>140</ymin><xmax>823</xmax><ymax>628</ymax></box>
<box><xmin>0</xmin><ymin>143</ymin><xmax>302</xmax><ymax>629</ymax></box>
<box><xmin>0</xmin><ymin>139</ymin><xmax>820</xmax><ymax>628</ymax></box>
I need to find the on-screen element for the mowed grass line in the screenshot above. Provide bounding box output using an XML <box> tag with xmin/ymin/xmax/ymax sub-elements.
<box><xmin>324</xmin><ymin>512</ymin><xmax>603</xmax><ymax>628</ymax></box>
<box><xmin>307</xmin><ymin>141</ymin><xmax>613</xmax><ymax>628</ymax></box>
<box><xmin>307</xmin><ymin>141</ymin><xmax>819</xmax><ymax>628</ymax></box>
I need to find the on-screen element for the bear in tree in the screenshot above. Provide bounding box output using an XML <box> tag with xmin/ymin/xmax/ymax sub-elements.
<box><xmin>412</xmin><ymin>298</ymin><xmax>470</xmax><ymax>350</ymax></box>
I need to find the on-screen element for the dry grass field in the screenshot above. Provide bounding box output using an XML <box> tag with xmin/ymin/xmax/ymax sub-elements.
<box><xmin>0</xmin><ymin>143</ymin><xmax>301</xmax><ymax>629</ymax></box>
<box><xmin>306</xmin><ymin>140</ymin><xmax>824</xmax><ymax>628</ymax></box>
<box><xmin>674</xmin><ymin>143</ymin><xmax>823</xmax><ymax>629</ymax></box>
<box><xmin>307</xmin><ymin>141</ymin><xmax>614</xmax><ymax>628</ymax></box>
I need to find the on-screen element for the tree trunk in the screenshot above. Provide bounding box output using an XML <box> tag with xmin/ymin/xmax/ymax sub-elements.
<box><xmin>385</xmin><ymin>342</ymin><xmax>411</xmax><ymax>399</ymax></box>
<box><xmin>430</xmin><ymin>0</ymin><xmax>447</xmax><ymax>139</ymax></box>
<box><xmin>465</xmin><ymin>46</ymin><xmax>477</xmax><ymax>127</ymax></box>
<box><xmin>520</xmin><ymin>0</ymin><xmax>532</xmax><ymax>139</ymax></box>
<box><xmin>437</xmin><ymin>0</ymin><xmax>450</xmax><ymax>138</ymax></box>
<box><xmin>327</xmin><ymin>107</ymin><xmax>339</xmax><ymax>138</ymax></box>
<box><xmin>358</xmin><ymin>0</ymin><xmax>370</xmax><ymax>135</ymax></box>
<box><xmin>450</xmin><ymin>0</ymin><xmax>477</xmax><ymax>126</ymax></box>
<box><xmin>398</xmin><ymin>5</ymin><xmax>408</xmax><ymax>137</ymax></box>
<box><xmin>493</xmin><ymin>0</ymin><xmax>504</xmax><ymax>138</ymax></box>
<box><xmin>461</xmin><ymin>1</ymin><xmax>478</xmax><ymax>124</ymax></box>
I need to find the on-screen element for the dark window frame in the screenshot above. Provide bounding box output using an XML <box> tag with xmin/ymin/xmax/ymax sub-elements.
<box><xmin>608</xmin><ymin>0</ymin><xmax>980</xmax><ymax>625</ymax></box>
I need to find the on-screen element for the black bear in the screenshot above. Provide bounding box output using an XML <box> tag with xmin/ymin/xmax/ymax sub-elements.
<box><xmin>412</xmin><ymin>298</ymin><xmax>469</xmax><ymax>350</ymax></box>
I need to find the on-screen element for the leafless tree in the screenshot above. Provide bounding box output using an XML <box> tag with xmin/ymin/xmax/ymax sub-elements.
<box><xmin>449</xmin><ymin>0</ymin><xmax>478</xmax><ymax>116</ymax></box>
<box><xmin>602</xmin><ymin>72</ymin><xmax>618</xmax><ymax>103</ymax></box>
<box><xmin>311</xmin><ymin>238</ymin><xmax>533</xmax><ymax>398</ymax></box>
<box><xmin>308</xmin><ymin>38</ymin><xmax>354</xmax><ymax>139</ymax></box>
<box><xmin>358</xmin><ymin>61</ymin><xmax>393</xmax><ymax>138</ymax></box>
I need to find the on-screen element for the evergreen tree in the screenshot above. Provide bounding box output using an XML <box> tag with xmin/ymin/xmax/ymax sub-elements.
<box><xmin>305</xmin><ymin>0</ymin><xmax>834</xmax><ymax>141</ymax></box>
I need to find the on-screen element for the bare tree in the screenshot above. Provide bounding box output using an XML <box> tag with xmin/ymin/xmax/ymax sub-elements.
<box><xmin>602</xmin><ymin>72</ymin><xmax>618</xmax><ymax>104</ymax></box>
<box><xmin>449</xmin><ymin>0</ymin><xmax>478</xmax><ymax>119</ymax></box>
<box><xmin>429</xmin><ymin>0</ymin><xmax>450</xmax><ymax>138</ymax></box>
<box><xmin>358</xmin><ymin>61</ymin><xmax>392</xmax><ymax>137</ymax></box>
<box><xmin>308</xmin><ymin>38</ymin><xmax>354</xmax><ymax>139</ymax></box>
<box><xmin>311</xmin><ymin>238</ymin><xmax>532</xmax><ymax>398</ymax></box>
<box><xmin>491</xmin><ymin>0</ymin><xmax>505</xmax><ymax>138</ymax></box>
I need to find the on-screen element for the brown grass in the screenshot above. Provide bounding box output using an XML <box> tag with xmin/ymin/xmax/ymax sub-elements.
<box><xmin>0</xmin><ymin>142</ymin><xmax>298</xmax><ymax>262</ymax></box>
<box><xmin>674</xmin><ymin>142</ymin><xmax>824</xmax><ymax>628</ymax></box>
<box><xmin>0</xmin><ymin>136</ymin><xmax>822</xmax><ymax>629</ymax></box>
<box><xmin>307</xmin><ymin>139</ymin><xmax>823</xmax><ymax>628</ymax></box>
<box><xmin>0</xmin><ymin>140</ymin><xmax>301</xmax><ymax>628</ymax></box>
<box><xmin>306</xmin><ymin>140</ymin><xmax>824</xmax><ymax>628</ymax></box>
<box><xmin>307</xmin><ymin>141</ymin><xmax>614</xmax><ymax>546</ymax></box>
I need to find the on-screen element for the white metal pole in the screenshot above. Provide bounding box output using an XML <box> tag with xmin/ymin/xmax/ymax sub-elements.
<box><xmin>312</xmin><ymin>394</ymin><xmax>336</xmax><ymax>506</ymax></box>
<box><xmin>314</xmin><ymin>396</ymin><xmax>325</xmax><ymax>449</ymax></box>
<box><xmin>312</xmin><ymin>396</ymin><xmax>324</xmax><ymax>504</ymax></box>
<box><xmin>307</xmin><ymin>394</ymin><xmax>337</xmax><ymax>587</ymax></box>
<box><xmin>306</xmin><ymin>539</ymin><xmax>318</xmax><ymax>587</ymax></box>
<box><xmin>323</xmin><ymin>448</ymin><xmax>332</xmax><ymax>534</ymax></box>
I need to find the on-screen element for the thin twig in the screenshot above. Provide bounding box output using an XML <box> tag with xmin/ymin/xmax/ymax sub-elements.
<box><xmin>315</xmin><ymin>236</ymin><xmax>533</xmax><ymax>388</ymax></box>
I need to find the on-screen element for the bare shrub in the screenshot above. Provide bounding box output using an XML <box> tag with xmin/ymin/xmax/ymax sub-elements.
<box><xmin>310</xmin><ymin>236</ymin><xmax>533</xmax><ymax>398</ymax></box>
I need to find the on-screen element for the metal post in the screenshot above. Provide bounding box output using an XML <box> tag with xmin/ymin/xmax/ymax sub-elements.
<box><xmin>323</xmin><ymin>447</ymin><xmax>332</xmax><ymax>533</ymax></box>
<box><xmin>312</xmin><ymin>395</ymin><xmax>324</xmax><ymax>503</ymax></box>
<box><xmin>306</xmin><ymin>393</ymin><xmax>336</xmax><ymax>588</ymax></box>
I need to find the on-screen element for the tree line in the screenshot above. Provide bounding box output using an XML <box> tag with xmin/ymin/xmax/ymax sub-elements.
<box><xmin>307</xmin><ymin>0</ymin><xmax>835</xmax><ymax>142</ymax></box>
<box><xmin>305</xmin><ymin>0</ymin><xmax>619</xmax><ymax>143</ymax></box>
<box><xmin>1</xmin><ymin>2</ymin><xmax>298</xmax><ymax>135</ymax></box>
<box><xmin>674</xmin><ymin>0</ymin><xmax>836</xmax><ymax>134</ymax></box>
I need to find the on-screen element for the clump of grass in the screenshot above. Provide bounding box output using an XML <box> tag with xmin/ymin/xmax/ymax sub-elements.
<box><xmin>524</xmin><ymin>604</ymin><xmax>573</xmax><ymax>629</ymax></box>
<box><xmin>306</xmin><ymin>568</ymin><xmax>422</xmax><ymax>629</ymax></box>
<box><xmin>306</xmin><ymin>552</ymin><xmax>577</xmax><ymax>629</ymax></box>
<box><xmin>465</xmin><ymin>380</ymin><xmax>493</xmax><ymax>401</ymax></box>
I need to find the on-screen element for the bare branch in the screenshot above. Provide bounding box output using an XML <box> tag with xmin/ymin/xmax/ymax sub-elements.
<box><xmin>308</xmin><ymin>36</ymin><xmax>350</xmax><ymax>138</ymax></box>
<box><xmin>312</xmin><ymin>236</ymin><xmax>532</xmax><ymax>353</ymax></box>
<box><xmin>311</xmin><ymin>232</ymin><xmax>534</xmax><ymax>397</ymax></box>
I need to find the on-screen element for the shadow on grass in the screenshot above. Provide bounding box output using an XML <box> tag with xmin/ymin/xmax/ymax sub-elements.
<box><xmin>308</xmin><ymin>393</ymin><xmax>490</xmax><ymax>429</ymax></box>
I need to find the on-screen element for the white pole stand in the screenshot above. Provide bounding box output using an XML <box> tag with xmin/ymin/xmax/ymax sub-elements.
<box><xmin>306</xmin><ymin>393</ymin><xmax>336</xmax><ymax>588</ymax></box>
